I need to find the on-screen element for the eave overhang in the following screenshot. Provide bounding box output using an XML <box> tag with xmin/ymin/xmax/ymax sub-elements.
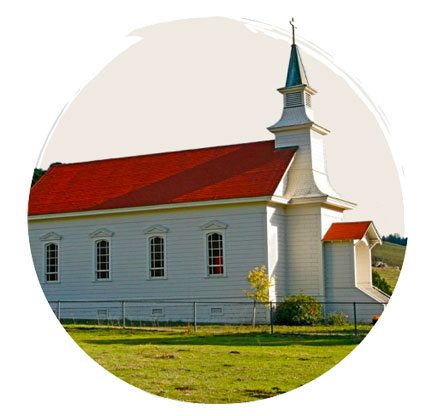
<box><xmin>267</xmin><ymin>122</ymin><xmax>330</xmax><ymax>135</ymax></box>
<box><xmin>278</xmin><ymin>84</ymin><xmax>317</xmax><ymax>96</ymax></box>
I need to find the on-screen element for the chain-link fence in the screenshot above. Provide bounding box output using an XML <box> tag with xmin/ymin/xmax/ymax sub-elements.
<box><xmin>48</xmin><ymin>298</ymin><xmax>387</xmax><ymax>335</ymax></box>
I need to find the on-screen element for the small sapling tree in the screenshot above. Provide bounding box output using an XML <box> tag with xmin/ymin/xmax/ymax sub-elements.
<box><xmin>244</xmin><ymin>265</ymin><xmax>277</xmax><ymax>327</ymax></box>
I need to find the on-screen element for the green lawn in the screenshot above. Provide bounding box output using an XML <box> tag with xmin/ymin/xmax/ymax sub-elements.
<box><xmin>66</xmin><ymin>324</ymin><xmax>372</xmax><ymax>403</ymax></box>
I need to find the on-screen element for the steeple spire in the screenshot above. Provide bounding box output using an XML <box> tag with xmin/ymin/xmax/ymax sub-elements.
<box><xmin>289</xmin><ymin>17</ymin><xmax>297</xmax><ymax>45</ymax></box>
<box><xmin>285</xmin><ymin>18</ymin><xmax>309</xmax><ymax>88</ymax></box>
<box><xmin>267</xmin><ymin>18</ymin><xmax>343</xmax><ymax>204</ymax></box>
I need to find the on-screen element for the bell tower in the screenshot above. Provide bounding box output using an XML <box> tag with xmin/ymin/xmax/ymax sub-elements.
<box><xmin>268</xmin><ymin>18</ymin><xmax>348</xmax><ymax>203</ymax></box>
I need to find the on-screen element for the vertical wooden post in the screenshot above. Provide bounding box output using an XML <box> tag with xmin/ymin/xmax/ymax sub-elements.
<box><xmin>252</xmin><ymin>300</ymin><xmax>256</xmax><ymax>328</ymax></box>
<box><xmin>353</xmin><ymin>302</ymin><xmax>358</xmax><ymax>336</ymax></box>
<box><xmin>193</xmin><ymin>302</ymin><xmax>197</xmax><ymax>332</ymax></box>
<box><xmin>57</xmin><ymin>301</ymin><xmax>61</xmax><ymax>321</ymax></box>
<box><xmin>122</xmin><ymin>301</ymin><xmax>126</xmax><ymax>328</ymax></box>
<box><xmin>269</xmin><ymin>301</ymin><xmax>274</xmax><ymax>334</ymax></box>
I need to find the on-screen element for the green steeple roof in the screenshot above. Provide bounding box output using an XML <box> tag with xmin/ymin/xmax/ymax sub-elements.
<box><xmin>285</xmin><ymin>44</ymin><xmax>309</xmax><ymax>88</ymax></box>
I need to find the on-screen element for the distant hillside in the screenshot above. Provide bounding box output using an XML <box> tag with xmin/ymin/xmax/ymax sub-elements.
<box><xmin>372</xmin><ymin>242</ymin><xmax>406</xmax><ymax>268</ymax></box>
<box><xmin>372</xmin><ymin>242</ymin><xmax>406</xmax><ymax>291</ymax></box>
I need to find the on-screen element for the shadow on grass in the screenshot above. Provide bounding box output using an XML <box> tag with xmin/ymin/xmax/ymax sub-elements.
<box><xmin>79</xmin><ymin>332</ymin><xmax>364</xmax><ymax>348</ymax></box>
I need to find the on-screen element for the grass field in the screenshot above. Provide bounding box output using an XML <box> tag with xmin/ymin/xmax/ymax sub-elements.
<box><xmin>373</xmin><ymin>267</ymin><xmax>400</xmax><ymax>290</ymax></box>
<box><xmin>372</xmin><ymin>241</ymin><xmax>407</xmax><ymax>291</ymax></box>
<box><xmin>66</xmin><ymin>324</ymin><xmax>372</xmax><ymax>403</ymax></box>
<box><xmin>372</xmin><ymin>242</ymin><xmax>406</xmax><ymax>267</ymax></box>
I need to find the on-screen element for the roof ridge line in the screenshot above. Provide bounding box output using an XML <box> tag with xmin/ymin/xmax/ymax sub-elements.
<box><xmin>47</xmin><ymin>139</ymin><xmax>276</xmax><ymax>168</ymax></box>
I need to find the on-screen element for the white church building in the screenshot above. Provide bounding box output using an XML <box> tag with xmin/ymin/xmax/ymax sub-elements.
<box><xmin>28</xmin><ymin>31</ymin><xmax>388</xmax><ymax>323</ymax></box>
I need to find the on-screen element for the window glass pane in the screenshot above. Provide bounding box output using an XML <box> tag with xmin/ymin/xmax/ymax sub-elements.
<box><xmin>96</xmin><ymin>240</ymin><xmax>110</xmax><ymax>278</ymax></box>
<box><xmin>207</xmin><ymin>233</ymin><xmax>224</xmax><ymax>275</ymax></box>
<box><xmin>45</xmin><ymin>243</ymin><xmax>59</xmax><ymax>281</ymax></box>
<box><xmin>149</xmin><ymin>236</ymin><xmax>165</xmax><ymax>277</ymax></box>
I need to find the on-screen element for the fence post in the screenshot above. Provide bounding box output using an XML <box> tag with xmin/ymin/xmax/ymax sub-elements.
<box><xmin>269</xmin><ymin>301</ymin><xmax>274</xmax><ymax>334</ymax></box>
<box><xmin>252</xmin><ymin>300</ymin><xmax>257</xmax><ymax>328</ymax></box>
<box><xmin>353</xmin><ymin>302</ymin><xmax>357</xmax><ymax>336</ymax></box>
<box><xmin>57</xmin><ymin>301</ymin><xmax>61</xmax><ymax>321</ymax></box>
<box><xmin>122</xmin><ymin>301</ymin><xmax>126</xmax><ymax>328</ymax></box>
<box><xmin>193</xmin><ymin>302</ymin><xmax>197</xmax><ymax>332</ymax></box>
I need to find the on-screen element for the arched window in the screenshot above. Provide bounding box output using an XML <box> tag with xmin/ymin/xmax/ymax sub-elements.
<box><xmin>207</xmin><ymin>232</ymin><xmax>224</xmax><ymax>276</ymax></box>
<box><xmin>45</xmin><ymin>243</ymin><xmax>59</xmax><ymax>282</ymax></box>
<box><xmin>95</xmin><ymin>239</ymin><xmax>110</xmax><ymax>280</ymax></box>
<box><xmin>149</xmin><ymin>236</ymin><xmax>165</xmax><ymax>278</ymax></box>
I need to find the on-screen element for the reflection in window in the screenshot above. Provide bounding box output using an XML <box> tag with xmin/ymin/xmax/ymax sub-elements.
<box><xmin>45</xmin><ymin>243</ymin><xmax>59</xmax><ymax>282</ymax></box>
<box><xmin>150</xmin><ymin>236</ymin><xmax>165</xmax><ymax>278</ymax></box>
<box><xmin>96</xmin><ymin>240</ymin><xmax>110</xmax><ymax>280</ymax></box>
<box><xmin>207</xmin><ymin>233</ymin><xmax>224</xmax><ymax>276</ymax></box>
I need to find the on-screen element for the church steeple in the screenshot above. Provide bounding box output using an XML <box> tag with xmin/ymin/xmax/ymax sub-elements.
<box><xmin>268</xmin><ymin>18</ymin><xmax>326</xmax><ymax>140</ymax></box>
<box><xmin>285</xmin><ymin>19</ymin><xmax>309</xmax><ymax>88</ymax></box>
<box><xmin>267</xmin><ymin>18</ymin><xmax>345</xmax><ymax>203</ymax></box>
<box><xmin>285</xmin><ymin>44</ymin><xmax>309</xmax><ymax>88</ymax></box>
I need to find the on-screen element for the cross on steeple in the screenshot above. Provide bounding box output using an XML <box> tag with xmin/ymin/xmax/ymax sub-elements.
<box><xmin>289</xmin><ymin>17</ymin><xmax>297</xmax><ymax>45</ymax></box>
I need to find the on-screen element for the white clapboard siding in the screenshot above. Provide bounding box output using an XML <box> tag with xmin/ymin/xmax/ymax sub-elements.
<box><xmin>266</xmin><ymin>205</ymin><xmax>287</xmax><ymax>300</ymax></box>
<box><xmin>29</xmin><ymin>202</ymin><xmax>269</xmax><ymax>305</ymax></box>
<box><xmin>284</xmin><ymin>204</ymin><xmax>325</xmax><ymax>297</ymax></box>
<box><xmin>323</xmin><ymin>241</ymin><xmax>386</xmax><ymax>322</ymax></box>
<box><xmin>273</xmin><ymin>129</ymin><xmax>340</xmax><ymax>199</ymax></box>
<box><xmin>321</xmin><ymin>207</ymin><xmax>344</xmax><ymax>238</ymax></box>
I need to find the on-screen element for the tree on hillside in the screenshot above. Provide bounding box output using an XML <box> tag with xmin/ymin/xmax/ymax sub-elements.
<box><xmin>382</xmin><ymin>233</ymin><xmax>408</xmax><ymax>246</ymax></box>
<box><xmin>372</xmin><ymin>270</ymin><xmax>393</xmax><ymax>296</ymax></box>
<box><xmin>31</xmin><ymin>168</ymin><xmax>47</xmax><ymax>187</ymax></box>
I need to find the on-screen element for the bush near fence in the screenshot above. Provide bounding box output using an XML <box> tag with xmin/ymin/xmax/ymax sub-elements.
<box><xmin>274</xmin><ymin>295</ymin><xmax>323</xmax><ymax>326</ymax></box>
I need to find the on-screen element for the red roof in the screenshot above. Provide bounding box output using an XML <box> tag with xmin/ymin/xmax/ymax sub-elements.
<box><xmin>29</xmin><ymin>140</ymin><xmax>297</xmax><ymax>216</ymax></box>
<box><xmin>322</xmin><ymin>221</ymin><xmax>373</xmax><ymax>241</ymax></box>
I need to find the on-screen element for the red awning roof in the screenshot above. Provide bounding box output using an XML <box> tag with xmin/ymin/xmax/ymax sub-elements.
<box><xmin>29</xmin><ymin>140</ymin><xmax>297</xmax><ymax>216</ymax></box>
<box><xmin>322</xmin><ymin>221</ymin><xmax>373</xmax><ymax>241</ymax></box>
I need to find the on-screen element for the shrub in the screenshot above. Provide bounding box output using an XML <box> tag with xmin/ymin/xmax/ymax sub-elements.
<box><xmin>244</xmin><ymin>265</ymin><xmax>277</xmax><ymax>305</ymax></box>
<box><xmin>372</xmin><ymin>270</ymin><xmax>393</xmax><ymax>296</ymax></box>
<box><xmin>274</xmin><ymin>295</ymin><xmax>323</xmax><ymax>326</ymax></box>
<box><xmin>372</xmin><ymin>315</ymin><xmax>379</xmax><ymax>325</ymax></box>
<box><xmin>244</xmin><ymin>265</ymin><xmax>277</xmax><ymax>327</ymax></box>
<box><xmin>327</xmin><ymin>312</ymin><xmax>347</xmax><ymax>326</ymax></box>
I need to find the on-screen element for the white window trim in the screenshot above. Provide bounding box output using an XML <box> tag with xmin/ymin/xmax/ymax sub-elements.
<box><xmin>42</xmin><ymin>241</ymin><xmax>61</xmax><ymax>284</ymax></box>
<box><xmin>203</xmin><ymin>229</ymin><xmax>227</xmax><ymax>278</ymax></box>
<box><xmin>146</xmin><ymin>234</ymin><xmax>168</xmax><ymax>280</ymax></box>
<box><xmin>200</xmin><ymin>220</ymin><xmax>228</xmax><ymax>231</ymax></box>
<box><xmin>40</xmin><ymin>232</ymin><xmax>62</xmax><ymax>284</ymax></box>
<box><xmin>144</xmin><ymin>225</ymin><xmax>168</xmax><ymax>280</ymax></box>
<box><xmin>89</xmin><ymin>229</ymin><xmax>114</xmax><ymax>282</ymax></box>
<box><xmin>91</xmin><ymin>237</ymin><xmax>113</xmax><ymax>282</ymax></box>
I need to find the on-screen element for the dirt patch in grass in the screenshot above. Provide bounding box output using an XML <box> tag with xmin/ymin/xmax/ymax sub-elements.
<box><xmin>245</xmin><ymin>388</ymin><xmax>286</xmax><ymax>399</ymax></box>
<box><xmin>154</xmin><ymin>353</ymin><xmax>180</xmax><ymax>359</ymax></box>
<box><xmin>175</xmin><ymin>386</ymin><xmax>191</xmax><ymax>391</ymax></box>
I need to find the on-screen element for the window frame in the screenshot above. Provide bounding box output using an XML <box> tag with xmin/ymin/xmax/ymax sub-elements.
<box><xmin>89</xmin><ymin>229</ymin><xmax>114</xmax><ymax>282</ymax></box>
<box><xmin>94</xmin><ymin>238</ymin><xmax>112</xmax><ymax>281</ymax></box>
<box><xmin>144</xmin><ymin>225</ymin><xmax>169</xmax><ymax>280</ymax></box>
<box><xmin>146</xmin><ymin>234</ymin><xmax>168</xmax><ymax>280</ymax></box>
<box><xmin>43</xmin><ymin>241</ymin><xmax>60</xmax><ymax>283</ymax></box>
<box><xmin>204</xmin><ymin>230</ymin><xmax>227</xmax><ymax>278</ymax></box>
<box><xmin>40</xmin><ymin>232</ymin><xmax>62</xmax><ymax>284</ymax></box>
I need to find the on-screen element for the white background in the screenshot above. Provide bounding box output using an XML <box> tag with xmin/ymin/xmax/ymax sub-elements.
<box><xmin>1</xmin><ymin>1</ymin><xmax>437</xmax><ymax>415</ymax></box>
